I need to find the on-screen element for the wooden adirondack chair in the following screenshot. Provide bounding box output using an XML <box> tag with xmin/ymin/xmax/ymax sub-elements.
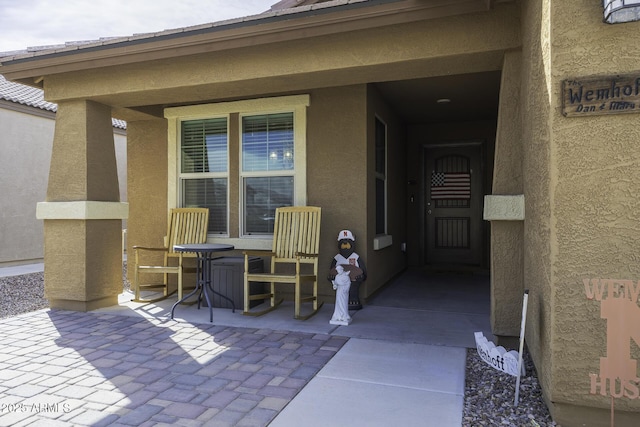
<box><xmin>132</xmin><ymin>208</ymin><xmax>209</xmax><ymax>302</ymax></box>
<box><xmin>243</xmin><ymin>206</ymin><xmax>323</xmax><ymax>320</ymax></box>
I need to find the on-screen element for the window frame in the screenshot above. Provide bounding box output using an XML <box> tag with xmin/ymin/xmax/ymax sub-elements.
<box><xmin>165</xmin><ymin>95</ymin><xmax>309</xmax><ymax>249</ymax></box>
<box><xmin>374</xmin><ymin>115</ymin><xmax>388</xmax><ymax>236</ymax></box>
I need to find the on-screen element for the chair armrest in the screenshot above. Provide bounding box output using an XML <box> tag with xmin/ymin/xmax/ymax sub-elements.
<box><xmin>243</xmin><ymin>250</ymin><xmax>276</xmax><ymax>257</ymax></box>
<box><xmin>132</xmin><ymin>246</ymin><xmax>169</xmax><ymax>252</ymax></box>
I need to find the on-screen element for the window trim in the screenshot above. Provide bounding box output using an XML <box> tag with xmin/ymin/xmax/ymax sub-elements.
<box><xmin>374</xmin><ymin>114</ymin><xmax>392</xmax><ymax>250</ymax></box>
<box><xmin>165</xmin><ymin>95</ymin><xmax>309</xmax><ymax>249</ymax></box>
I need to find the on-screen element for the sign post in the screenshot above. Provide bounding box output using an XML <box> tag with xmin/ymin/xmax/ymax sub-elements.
<box><xmin>514</xmin><ymin>289</ymin><xmax>529</xmax><ymax>407</ymax></box>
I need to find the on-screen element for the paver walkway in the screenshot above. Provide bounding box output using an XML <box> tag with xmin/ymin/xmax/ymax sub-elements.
<box><xmin>0</xmin><ymin>309</ymin><xmax>347</xmax><ymax>427</ymax></box>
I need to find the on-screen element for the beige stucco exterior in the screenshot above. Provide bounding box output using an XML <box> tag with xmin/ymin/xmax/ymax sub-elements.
<box><xmin>549</xmin><ymin>1</ymin><xmax>640</xmax><ymax>423</ymax></box>
<box><xmin>2</xmin><ymin>0</ymin><xmax>640</xmax><ymax>424</ymax></box>
<box><xmin>0</xmin><ymin>98</ymin><xmax>126</xmax><ymax>268</ymax></box>
<box><xmin>515</xmin><ymin>0</ymin><xmax>640</xmax><ymax>424</ymax></box>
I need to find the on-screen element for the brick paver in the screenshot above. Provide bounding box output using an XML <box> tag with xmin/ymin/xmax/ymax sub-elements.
<box><xmin>0</xmin><ymin>310</ymin><xmax>348</xmax><ymax>426</ymax></box>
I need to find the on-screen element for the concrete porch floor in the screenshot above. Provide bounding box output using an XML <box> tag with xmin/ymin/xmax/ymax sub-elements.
<box><xmin>0</xmin><ymin>266</ymin><xmax>494</xmax><ymax>426</ymax></box>
<box><xmin>99</xmin><ymin>267</ymin><xmax>493</xmax><ymax>348</ymax></box>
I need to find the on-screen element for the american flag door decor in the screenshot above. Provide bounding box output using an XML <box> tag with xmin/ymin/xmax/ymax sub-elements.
<box><xmin>430</xmin><ymin>171</ymin><xmax>471</xmax><ymax>199</ymax></box>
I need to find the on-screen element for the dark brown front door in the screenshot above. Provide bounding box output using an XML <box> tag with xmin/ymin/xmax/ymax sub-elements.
<box><xmin>425</xmin><ymin>143</ymin><xmax>483</xmax><ymax>266</ymax></box>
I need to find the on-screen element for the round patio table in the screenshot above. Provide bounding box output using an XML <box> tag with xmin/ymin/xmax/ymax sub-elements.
<box><xmin>170</xmin><ymin>243</ymin><xmax>235</xmax><ymax>322</ymax></box>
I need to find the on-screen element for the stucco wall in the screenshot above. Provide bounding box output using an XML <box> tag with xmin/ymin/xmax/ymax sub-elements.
<box><xmin>547</xmin><ymin>0</ymin><xmax>640</xmax><ymax>423</ymax></box>
<box><xmin>126</xmin><ymin>118</ymin><xmax>169</xmax><ymax>279</ymax></box>
<box><xmin>490</xmin><ymin>51</ymin><xmax>525</xmax><ymax>338</ymax></box>
<box><xmin>520</xmin><ymin>0</ymin><xmax>554</xmax><ymax>413</ymax></box>
<box><xmin>519</xmin><ymin>0</ymin><xmax>640</xmax><ymax>423</ymax></box>
<box><xmin>0</xmin><ymin>103</ymin><xmax>126</xmax><ymax>267</ymax></box>
<box><xmin>0</xmin><ymin>106</ymin><xmax>54</xmax><ymax>266</ymax></box>
<box><xmin>306</xmin><ymin>85</ymin><xmax>369</xmax><ymax>299</ymax></box>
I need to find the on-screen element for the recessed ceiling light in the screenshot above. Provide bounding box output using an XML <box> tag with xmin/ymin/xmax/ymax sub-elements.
<box><xmin>436</xmin><ymin>98</ymin><xmax>451</xmax><ymax>103</ymax></box>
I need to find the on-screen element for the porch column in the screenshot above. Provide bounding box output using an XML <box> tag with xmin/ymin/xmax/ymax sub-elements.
<box><xmin>488</xmin><ymin>50</ymin><xmax>525</xmax><ymax>342</ymax></box>
<box><xmin>36</xmin><ymin>100</ymin><xmax>128</xmax><ymax>311</ymax></box>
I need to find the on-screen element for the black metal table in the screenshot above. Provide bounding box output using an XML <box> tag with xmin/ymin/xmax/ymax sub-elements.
<box><xmin>171</xmin><ymin>243</ymin><xmax>235</xmax><ymax>322</ymax></box>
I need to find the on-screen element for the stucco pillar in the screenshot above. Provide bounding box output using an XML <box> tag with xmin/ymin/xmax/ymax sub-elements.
<box><xmin>488</xmin><ymin>50</ymin><xmax>525</xmax><ymax>340</ymax></box>
<box><xmin>36</xmin><ymin>100</ymin><xmax>128</xmax><ymax>311</ymax></box>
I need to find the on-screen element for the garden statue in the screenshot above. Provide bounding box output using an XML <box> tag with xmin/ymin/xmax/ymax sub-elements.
<box><xmin>329</xmin><ymin>265</ymin><xmax>351</xmax><ymax>325</ymax></box>
<box><xmin>328</xmin><ymin>229</ymin><xmax>367</xmax><ymax>310</ymax></box>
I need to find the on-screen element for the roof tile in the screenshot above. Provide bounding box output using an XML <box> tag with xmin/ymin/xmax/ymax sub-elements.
<box><xmin>0</xmin><ymin>75</ymin><xmax>126</xmax><ymax>129</ymax></box>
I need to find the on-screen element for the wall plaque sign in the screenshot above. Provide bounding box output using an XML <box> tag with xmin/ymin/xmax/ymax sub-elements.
<box><xmin>562</xmin><ymin>75</ymin><xmax>640</xmax><ymax>117</ymax></box>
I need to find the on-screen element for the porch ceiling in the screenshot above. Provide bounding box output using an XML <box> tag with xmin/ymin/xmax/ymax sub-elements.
<box><xmin>374</xmin><ymin>71</ymin><xmax>502</xmax><ymax>124</ymax></box>
<box><xmin>107</xmin><ymin>69</ymin><xmax>503</xmax><ymax>124</ymax></box>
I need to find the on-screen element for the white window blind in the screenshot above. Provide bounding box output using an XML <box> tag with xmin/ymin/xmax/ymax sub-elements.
<box><xmin>242</xmin><ymin>113</ymin><xmax>294</xmax><ymax>234</ymax></box>
<box><xmin>180</xmin><ymin>118</ymin><xmax>228</xmax><ymax>234</ymax></box>
<box><xmin>242</xmin><ymin>113</ymin><xmax>294</xmax><ymax>172</ymax></box>
<box><xmin>181</xmin><ymin>118</ymin><xmax>227</xmax><ymax>173</ymax></box>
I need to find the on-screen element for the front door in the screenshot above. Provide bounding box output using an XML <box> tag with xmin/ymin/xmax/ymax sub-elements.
<box><xmin>425</xmin><ymin>143</ymin><xmax>483</xmax><ymax>266</ymax></box>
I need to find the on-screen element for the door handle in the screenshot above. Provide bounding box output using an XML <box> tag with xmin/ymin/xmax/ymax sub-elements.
<box><xmin>427</xmin><ymin>209</ymin><xmax>432</xmax><ymax>215</ymax></box>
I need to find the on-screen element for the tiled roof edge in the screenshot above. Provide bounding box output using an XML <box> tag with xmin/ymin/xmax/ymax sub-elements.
<box><xmin>0</xmin><ymin>0</ymin><xmax>376</xmax><ymax>64</ymax></box>
<box><xmin>1</xmin><ymin>76</ymin><xmax>126</xmax><ymax>129</ymax></box>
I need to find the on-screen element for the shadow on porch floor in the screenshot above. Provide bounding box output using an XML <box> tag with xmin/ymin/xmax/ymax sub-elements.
<box><xmin>97</xmin><ymin>267</ymin><xmax>494</xmax><ymax>348</ymax></box>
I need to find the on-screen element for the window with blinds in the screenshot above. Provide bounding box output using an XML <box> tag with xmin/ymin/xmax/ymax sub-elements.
<box><xmin>242</xmin><ymin>113</ymin><xmax>294</xmax><ymax>235</ymax></box>
<box><xmin>180</xmin><ymin>118</ymin><xmax>228</xmax><ymax>234</ymax></box>
<box><xmin>375</xmin><ymin>117</ymin><xmax>387</xmax><ymax>235</ymax></box>
<box><xmin>167</xmin><ymin>94</ymin><xmax>309</xmax><ymax>243</ymax></box>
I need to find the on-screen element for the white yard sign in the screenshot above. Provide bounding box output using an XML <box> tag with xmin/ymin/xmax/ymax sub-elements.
<box><xmin>474</xmin><ymin>332</ymin><xmax>523</xmax><ymax>377</ymax></box>
<box><xmin>474</xmin><ymin>290</ymin><xmax>529</xmax><ymax>407</ymax></box>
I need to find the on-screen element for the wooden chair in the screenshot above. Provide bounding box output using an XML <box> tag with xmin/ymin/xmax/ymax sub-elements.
<box><xmin>132</xmin><ymin>208</ymin><xmax>209</xmax><ymax>303</ymax></box>
<box><xmin>243</xmin><ymin>206</ymin><xmax>323</xmax><ymax>320</ymax></box>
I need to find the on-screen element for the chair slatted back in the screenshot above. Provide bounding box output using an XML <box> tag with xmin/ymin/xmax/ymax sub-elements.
<box><xmin>272</xmin><ymin>206</ymin><xmax>321</xmax><ymax>263</ymax></box>
<box><xmin>166</xmin><ymin>208</ymin><xmax>210</xmax><ymax>253</ymax></box>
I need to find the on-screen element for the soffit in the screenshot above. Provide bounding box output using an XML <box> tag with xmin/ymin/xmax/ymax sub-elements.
<box><xmin>0</xmin><ymin>0</ymin><xmax>506</xmax><ymax>85</ymax></box>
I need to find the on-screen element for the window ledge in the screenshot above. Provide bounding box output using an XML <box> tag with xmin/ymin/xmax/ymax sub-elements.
<box><xmin>373</xmin><ymin>234</ymin><xmax>393</xmax><ymax>250</ymax></box>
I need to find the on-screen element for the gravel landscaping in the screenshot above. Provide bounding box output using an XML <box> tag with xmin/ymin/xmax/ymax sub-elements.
<box><xmin>463</xmin><ymin>348</ymin><xmax>558</xmax><ymax>426</ymax></box>
<box><xmin>0</xmin><ymin>266</ymin><xmax>558</xmax><ymax>426</ymax></box>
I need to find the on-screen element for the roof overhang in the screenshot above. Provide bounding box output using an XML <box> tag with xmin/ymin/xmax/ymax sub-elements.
<box><xmin>0</xmin><ymin>0</ymin><xmax>502</xmax><ymax>87</ymax></box>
